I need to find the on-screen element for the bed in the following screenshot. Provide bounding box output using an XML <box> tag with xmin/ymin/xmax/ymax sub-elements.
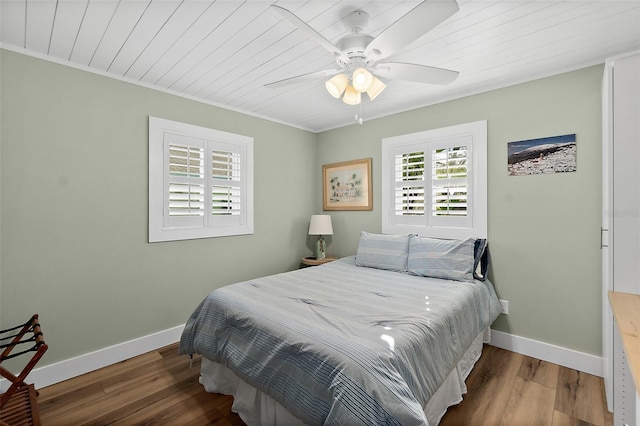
<box><xmin>179</xmin><ymin>233</ymin><xmax>501</xmax><ymax>425</ymax></box>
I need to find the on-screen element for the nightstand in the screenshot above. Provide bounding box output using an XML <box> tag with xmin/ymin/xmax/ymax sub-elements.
<box><xmin>301</xmin><ymin>256</ymin><xmax>337</xmax><ymax>266</ymax></box>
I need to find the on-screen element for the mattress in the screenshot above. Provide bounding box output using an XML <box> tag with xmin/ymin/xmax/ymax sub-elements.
<box><xmin>180</xmin><ymin>256</ymin><xmax>501</xmax><ymax>425</ymax></box>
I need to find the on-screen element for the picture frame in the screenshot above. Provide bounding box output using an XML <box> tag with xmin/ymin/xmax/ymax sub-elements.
<box><xmin>507</xmin><ymin>134</ymin><xmax>577</xmax><ymax>176</ymax></box>
<box><xmin>322</xmin><ymin>158</ymin><xmax>372</xmax><ymax>211</ymax></box>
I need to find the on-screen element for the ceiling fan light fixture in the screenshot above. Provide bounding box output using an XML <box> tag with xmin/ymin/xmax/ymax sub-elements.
<box><xmin>325</xmin><ymin>73</ymin><xmax>349</xmax><ymax>98</ymax></box>
<box><xmin>367</xmin><ymin>76</ymin><xmax>386</xmax><ymax>100</ymax></box>
<box><xmin>342</xmin><ymin>85</ymin><xmax>361</xmax><ymax>105</ymax></box>
<box><xmin>351</xmin><ymin>67</ymin><xmax>374</xmax><ymax>92</ymax></box>
<box><xmin>267</xmin><ymin>3</ymin><xmax>462</xmax><ymax>112</ymax></box>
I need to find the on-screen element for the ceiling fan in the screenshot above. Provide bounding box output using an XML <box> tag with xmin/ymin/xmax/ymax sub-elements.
<box><xmin>265</xmin><ymin>0</ymin><xmax>461</xmax><ymax>105</ymax></box>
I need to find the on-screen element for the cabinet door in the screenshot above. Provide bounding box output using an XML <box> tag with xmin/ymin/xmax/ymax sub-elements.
<box><xmin>602</xmin><ymin>49</ymin><xmax>640</xmax><ymax>420</ymax></box>
<box><xmin>612</xmin><ymin>53</ymin><xmax>640</xmax><ymax>295</ymax></box>
<box><xmin>602</xmin><ymin>58</ymin><xmax>614</xmax><ymax>410</ymax></box>
<box><xmin>606</xmin><ymin>51</ymin><xmax>640</xmax><ymax>426</ymax></box>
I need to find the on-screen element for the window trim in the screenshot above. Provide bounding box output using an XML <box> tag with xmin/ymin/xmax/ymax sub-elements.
<box><xmin>149</xmin><ymin>116</ymin><xmax>253</xmax><ymax>243</ymax></box>
<box><xmin>381</xmin><ymin>120</ymin><xmax>487</xmax><ymax>239</ymax></box>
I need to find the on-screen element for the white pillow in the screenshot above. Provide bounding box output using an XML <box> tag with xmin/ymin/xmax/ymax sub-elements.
<box><xmin>355</xmin><ymin>232</ymin><xmax>410</xmax><ymax>272</ymax></box>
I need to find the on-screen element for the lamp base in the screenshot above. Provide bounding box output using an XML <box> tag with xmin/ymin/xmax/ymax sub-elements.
<box><xmin>316</xmin><ymin>236</ymin><xmax>326</xmax><ymax>259</ymax></box>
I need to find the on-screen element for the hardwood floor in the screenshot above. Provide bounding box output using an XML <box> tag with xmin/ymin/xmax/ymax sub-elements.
<box><xmin>32</xmin><ymin>343</ymin><xmax>612</xmax><ymax>425</ymax></box>
<box><xmin>439</xmin><ymin>345</ymin><xmax>613</xmax><ymax>426</ymax></box>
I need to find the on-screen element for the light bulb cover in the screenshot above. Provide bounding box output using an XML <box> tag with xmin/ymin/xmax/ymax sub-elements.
<box><xmin>367</xmin><ymin>76</ymin><xmax>386</xmax><ymax>100</ymax></box>
<box><xmin>325</xmin><ymin>73</ymin><xmax>349</xmax><ymax>98</ymax></box>
<box><xmin>342</xmin><ymin>85</ymin><xmax>361</xmax><ymax>105</ymax></box>
<box><xmin>351</xmin><ymin>67</ymin><xmax>374</xmax><ymax>92</ymax></box>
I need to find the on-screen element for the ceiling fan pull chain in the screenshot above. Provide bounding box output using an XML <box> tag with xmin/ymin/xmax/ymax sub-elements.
<box><xmin>355</xmin><ymin>103</ymin><xmax>364</xmax><ymax>125</ymax></box>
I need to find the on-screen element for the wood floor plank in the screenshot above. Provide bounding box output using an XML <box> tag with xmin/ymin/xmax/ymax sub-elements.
<box><xmin>573</xmin><ymin>372</ymin><xmax>608</xmax><ymax>426</ymax></box>
<box><xmin>37</xmin><ymin>382</ymin><xmax>106</xmax><ymax>423</ymax></box>
<box><xmin>440</xmin><ymin>345</ymin><xmax>524</xmax><ymax>426</ymax></box>
<box><xmin>555</xmin><ymin>367</ymin><xmax>607</xmax><ymax>426</ymax></box>
<box><xmin>48</xmin><ymin>369</ymin><xmax>181</xmax><ymax>424</ymax></box>
<box><xmin>501</xmin><ymin>376</ymin><xmax>556</xmax><ymax>425</ymax></box>
<box><xmin>163</xmin><ymin>352</ymin><xmax>202</xmax><ymax>381</ymax></box>
<box><xmin>556</xmin><ymin>367</ymin><xmax>579</xmax><ymax>413</ymax></box>
<box><xmin>552</xmin><ymin>409</ymin><xmax>598</xmax><ymax>426</ymax></box>
<box><xmin>519</xmin><ymin>356</ymin><xmax>560</xmax><ymax>389</ymax></box>
<box><xmin>36</xmin><ymin>349</ymin><xmax>164</xmax><ymax>411</ymax></box>
<box><xmin>118</xmin><ymin>385</ymin><xmax>234</xmax><ymax>425</ymax></box>
<box><xmin>92</xmin><ymin>378</ymin><xmax>207</xmax><ymax>425</ymax></box>
<box><xmin>100</xmin><ymin>361</ymin><xmax>172</xmax><ymax>394</ymax></box>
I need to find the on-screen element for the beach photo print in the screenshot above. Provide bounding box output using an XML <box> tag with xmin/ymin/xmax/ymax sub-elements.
<box><xmin>507</xmin><ymin>134</ymin><xmax>576</xmax><ymax>176</ymax></box>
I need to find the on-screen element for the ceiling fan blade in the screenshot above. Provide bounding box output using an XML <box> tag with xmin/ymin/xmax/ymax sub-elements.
<box><xmin>375</xmin><ymin>62</ymin><xmax>459</xmax><ymax>85</ymax></box>
<box><xmin>265</xmin><ymin>69</ymin><xmax>341</xmax><ymax>88</ymax></box>
<box><xmin>364</xmin><ymin>0</ymin><xmax>459</xmax><ymax>62</ymax></box>
<box><xmin>271</xmin><ymin>5</ymin><xmax>350</xmax><ymax>65</ymax></box>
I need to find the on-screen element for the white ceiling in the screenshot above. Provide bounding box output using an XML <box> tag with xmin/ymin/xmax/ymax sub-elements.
<box><xmin>2</xmin><ymin>0</ymin><xmax>639</xmax><ymax>132</ymax></box>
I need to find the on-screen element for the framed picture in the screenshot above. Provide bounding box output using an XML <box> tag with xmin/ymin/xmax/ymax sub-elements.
<box><xmin>323</xmin><ymin>158</ymin><xmax>372</xmax><ymax>211</ymax></box>
<box><xmin>507</xmin><ymin>134</ymin><xmax>577</xmax><ymax>176</ymax></box>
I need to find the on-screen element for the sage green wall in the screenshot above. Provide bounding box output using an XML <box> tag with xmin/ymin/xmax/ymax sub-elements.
<box><xmin>318</xmin><ymin>65</ymin><xmax>604</xmax><ymax>356</ymax></box>
<box><xmin>0</xmin><ymin>47</ymin><xmax>604</xmax><ymax>367</ymax></box>
<box><xmin>0</xmin><ymin>49</ymin><xmax>318</xmax><ymax>366</ymax></box>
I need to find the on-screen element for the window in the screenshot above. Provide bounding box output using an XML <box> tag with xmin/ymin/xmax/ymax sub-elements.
<box><xmin>149</xmin><ymin>117</ymin><xmax>253</xmax><ymax>242</ymax></box>
<box><xmin>382</xmin><ymin>121</ymin><xmax>487</xmax><ymax>239</ymax></box>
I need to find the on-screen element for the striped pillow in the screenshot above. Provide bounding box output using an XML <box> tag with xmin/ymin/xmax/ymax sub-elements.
<box><xmin>355</xmin><ymin>232</ymin><xmax>410</xmax><ymax>272</ymax></box>
<box><xmin>407</xmin><ymin>235</ymin><xmax>475</xmax><ymax>282</ymax></box>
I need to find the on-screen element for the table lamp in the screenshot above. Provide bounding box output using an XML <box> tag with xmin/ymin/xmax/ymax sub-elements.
<box><xmin>308</xmin><ymin>215</ymin><xmax>333</xmax><ymax>259</ymax></box>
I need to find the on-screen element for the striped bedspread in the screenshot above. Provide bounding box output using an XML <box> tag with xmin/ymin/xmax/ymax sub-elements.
<box><xmin>179</xmin><ymin>256</ymin><xmax>501</xmax><ymax>426</ymax></box>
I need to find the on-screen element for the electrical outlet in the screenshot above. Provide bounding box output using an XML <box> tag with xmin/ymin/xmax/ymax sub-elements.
<box><xmin>499</xmin><ymin>299</ymin><xmax>509</xmax><ymax>315</ymax></box>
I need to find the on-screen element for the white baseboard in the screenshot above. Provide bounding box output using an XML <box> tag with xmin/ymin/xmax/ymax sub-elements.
<box><xmin>2</xmin><ymin>325</ymin><xmax>602</xmax><ymax>393</ymax></box>
<box><xmin>490</xmin><ymin>329</ymin><xmax>603</xmax><ymax>377</ymax></box>
<box><xmin>0</xmin><ymin>324</ymin><xmax>185</xmax><ymax>392</ymax></box>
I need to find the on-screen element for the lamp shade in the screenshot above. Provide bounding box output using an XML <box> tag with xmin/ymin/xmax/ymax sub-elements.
<box><xmin>367</xmin><ymin>76</ymin><xmax>386</xmax><ymax>100</ymax></box>
<box><xmin>325</xmin><ymin>73</ymin><xmax>349</xmax><ymax>98</ymax></box>
<box><xmin>308</xmin><ymin>215</ymin><xmax>333</xmax><ymax>235</ymax></box>
<box><xmin>342</xmin><ymin>85</ymin><xmax>361</xmax><ymax>105</ymax></box>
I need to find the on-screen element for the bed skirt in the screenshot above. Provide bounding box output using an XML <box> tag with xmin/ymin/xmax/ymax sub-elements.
<box><xmin>198</xmin><ymin>328</ymin><xmax>491</xmax><ymax>426</ymax></box>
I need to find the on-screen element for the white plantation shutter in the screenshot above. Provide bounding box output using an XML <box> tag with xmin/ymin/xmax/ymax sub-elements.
<box><xmin>149</xmin><ymin>117</ymin><xmax>253</xmax><ymax>242</ymax></box>
<box><xmin>165</xmin><ymin>136</ymin><xmax>206</xmax><ymax>229</ymax></box>
<box><xmin>429</xmin><ymin>138</ymin><xmax>471</xmax><ymax>229</ymax></box>
<box><xmin>211</xmin><ymin>150</ymin><xmax>242</xmax><ymax>217</ymax></box>
<box><xmin>394</xmin><ymin>151</ymin><xmax>425</xmax><ymax>217</ymax></box>
<box><xmin>382</xmin><ymin>121</ymin><xmax>486</xmax><ymax>239</ymax></box>
<box><xmin>207</xmin><ymin>143</ymin><xmax>248</xmax><ymax>229</ymax></box>
<box><xmin>432</xmin><ymin>147</ymin><xmax>467</xmax><ymax>216</ymax></box>
<box><xmin>168</xmin><ymin>146</ymin><xmax>205</xmax><ymax>217</ymax></box>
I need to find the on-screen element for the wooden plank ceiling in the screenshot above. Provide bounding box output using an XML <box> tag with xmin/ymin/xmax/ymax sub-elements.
<box><xmin>1</xmin><ymin>0</ymin><xmax>639</xmax><ymax>132</ymax></box>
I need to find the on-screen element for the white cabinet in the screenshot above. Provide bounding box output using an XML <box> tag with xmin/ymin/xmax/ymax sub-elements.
<box><xmin>602</xmin><ymin>51</ymin><xmax>640</xmax><ymax>425</ymax></box>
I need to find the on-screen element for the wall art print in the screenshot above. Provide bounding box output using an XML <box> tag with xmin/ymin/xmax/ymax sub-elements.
<box><xmin>508</xmin><ymin>134</ymin><xmax>577</xmax><ymax>176</ymax></box>
<box><xmin>322</xmin><ymin>158</ymin><xmax>372</xmax><ymax>211</ymax></box>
